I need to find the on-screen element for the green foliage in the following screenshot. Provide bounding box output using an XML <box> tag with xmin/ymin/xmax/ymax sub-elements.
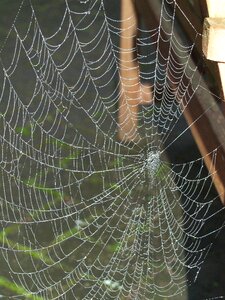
<box><xmin>107</xmin><ymin>242</ymin><xmax>122</xmax><ymax>253</ymax></box>
<box><xmin>155</xmin><ymin>163</ymin><xmax>170</xmax><ymax>179</ymax></box>
<box><xmin>0</xmin><ymin>276</ymin><xmax>44</xmax><ymax>300</ymax></box>
<box><xmin>0</xmin><ymin>228</ymin><xmax>55</xmax><ymax>265</ymax></box>
<box><xmin>15</xmin><ymin>124</ymin><xmax>32</xmax><ymax>137</ymax></box>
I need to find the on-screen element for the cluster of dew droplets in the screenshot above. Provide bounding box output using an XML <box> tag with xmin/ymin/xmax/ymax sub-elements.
<box><xmin>141</xmin><ymin>150</ymin><xmax>161</xmax><ymax>177</ymax></box>
<box><xmin>146</xmin><ymin>151</ymin><xmax>160</xmax><ymax>174</ymax></box>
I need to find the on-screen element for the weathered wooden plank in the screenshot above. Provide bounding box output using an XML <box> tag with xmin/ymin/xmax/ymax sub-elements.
<box><xmin>202</xmin><ymin>0</ymin><xmax>225</xmax><ymax>109</ymax></box>
<box><xmin>202</xmin><ymin>18</ymin><xmax>225</xmax><ymax>62</ymax></box>
<box><xmin>205</xmin><ymin>0</ymin><xmax>225</xmax><ymax>17</ymax></box>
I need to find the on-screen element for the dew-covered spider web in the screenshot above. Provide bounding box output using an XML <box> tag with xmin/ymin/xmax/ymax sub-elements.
<box><xmin>0</xmin><ymin>0</ymin><xmax>225</xmax><ymax>299</ymax></box>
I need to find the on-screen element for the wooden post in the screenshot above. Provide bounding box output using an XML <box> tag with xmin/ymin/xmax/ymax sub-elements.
<box><xmin>202</xmin><ymin>18</ymin><xmax>225</xmax><ymax>62</ymax></box>
<box><xmin>204</xmin><ymin>0</ymin><xmax>225</xmax><ymax>18</ymax></box>
<box><xmin>202</xmin><ymin>0</ymin><xmax>225</xmax><ymax>97</ymax></box>
<box><xmin>118</xmin><ymin>0</ymin><xmax>152</xmax><ymax>142</ymax></box>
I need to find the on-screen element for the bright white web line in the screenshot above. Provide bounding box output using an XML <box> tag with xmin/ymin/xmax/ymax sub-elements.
<box><xmin>0</xmin><ymin>0</ymin><xmax>225</xmax><ymax>299</ymax></box>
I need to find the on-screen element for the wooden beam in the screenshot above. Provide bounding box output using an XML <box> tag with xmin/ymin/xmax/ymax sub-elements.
<box><xmin>183</xmin><ymin>87</ymin><xmax>225</xmax><ymax>202</ymax></box>
<box><xmin>205</xmin><ymin>0</ymin><xmax>225</xmax><ymax>17</ymax></box>
<box><xmin>190</xmin><ymin>0</ymin><xmax>203</xmax><ymax>20</ymax></box>
<box><xmin>118</xmin><ymin>0</ymin><xmax>152</xmax><ymax>142</ymax></box>
<box><xmin>202</xmin><ymin>0</ymin><xmax>225</xmax><ymax>108</ymax></box>
<box><xmin>202</xmin><ymin>18</ymin><xmax>225</xmax><ymax>62</ymax></box>
<box><xmin>176</xmin><ymin>0</ymin><xmax>202</xmax><ymax>48</ymax></box>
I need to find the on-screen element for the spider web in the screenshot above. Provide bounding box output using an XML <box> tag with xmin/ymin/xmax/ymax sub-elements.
<box><xmin>0</xmin><ymin>0</ymin><xmax>225</xmax><ymax>299</ymax></box>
